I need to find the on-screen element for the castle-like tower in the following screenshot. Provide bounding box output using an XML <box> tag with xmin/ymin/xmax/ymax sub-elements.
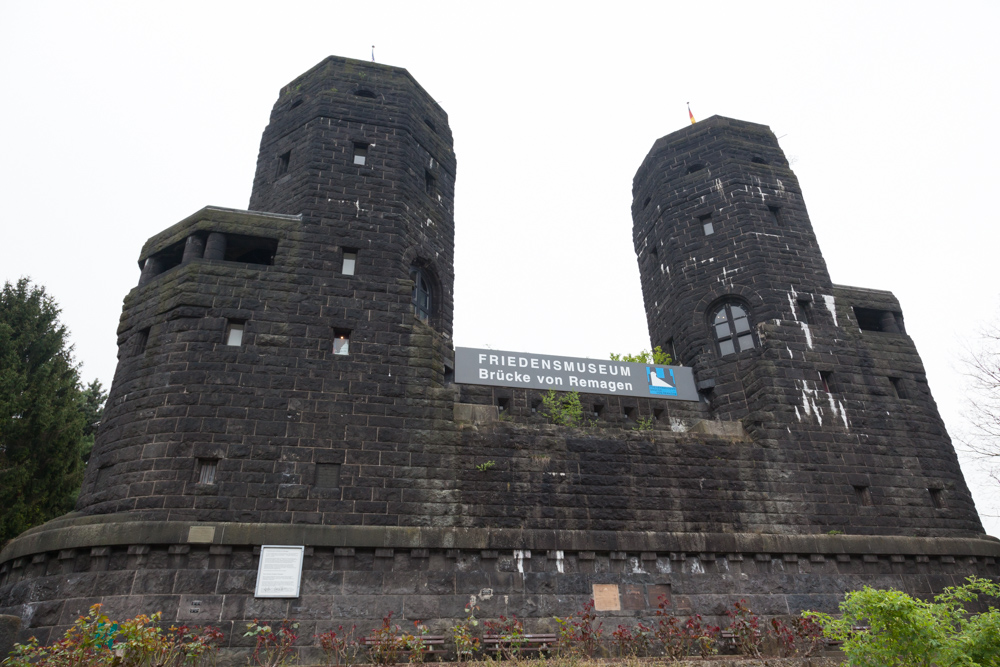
<box><xmin>631</xmin><ymin>116</ymin><xmax>982</xmax><ymax>535</ymax></box>
<box><xmin>1</xmin><ymin>62</ymin><xmax>997</xmax><ymax>660</ymax></box>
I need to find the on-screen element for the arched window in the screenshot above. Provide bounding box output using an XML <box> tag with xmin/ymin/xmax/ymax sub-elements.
<box><xmin>712</xmin><ymin>302</ymin><xmax>756</xmax><ymax>356</ymax></box>
<box><xmin>410</xmin><ymin>267</ymin><xmax>433</xmax><ymax>324</ymax></box>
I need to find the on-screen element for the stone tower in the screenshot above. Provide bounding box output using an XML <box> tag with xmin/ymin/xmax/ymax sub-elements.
<box><xmin>632</xmin><ymin>116</ymin><xmax>981</xmax><ymax>535</ymax></box>
<box><xmin>2</xmin><ymin>63</ymin><xmax>998</xmax><ymax>661</ymax></box>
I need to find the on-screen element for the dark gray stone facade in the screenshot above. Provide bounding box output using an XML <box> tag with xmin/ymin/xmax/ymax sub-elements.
<box><xmin>1</xmin><ymin>57</ymin><xmax>997</xmax><ymax>655</ymax></box>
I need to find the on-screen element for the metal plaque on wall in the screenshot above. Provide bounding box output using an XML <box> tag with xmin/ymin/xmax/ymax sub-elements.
<box><xmin>254</xmin><ymin>545</ymin><xmax>305</xmax><ymax>598</ymax></box>
<box><xmin>455</xmin><ymin>347</ymin><xmax>699</xmax><ymax>401</ymax></box>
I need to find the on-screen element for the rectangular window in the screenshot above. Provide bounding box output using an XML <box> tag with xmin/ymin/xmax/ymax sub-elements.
<box><xmin>342</xmin><ymin>250</ymin><xmax>357</xmax><ymax>276</ymax></box>
<box><xmin>929</xmin><ymin>488</ymin><xmax>944</xmax><ymax>509</ymax></box>
<box><xmin>198</xmin><ymin>459</ymin><xmax>217</xmax><ymax>484</ymax></box>
<box><xmin>315</xmin><ymin>463</ymin><xmax>341</xmax><ymax>489</ymax></box>
<box><xmin>333</xmin><ymin>328</ymin><xmax>350</xmax><ymax>356</ymax></box>
<box><xmin>276</xmin><ymin>151</ymin><xmax>291</xmax><ymax>176</ymax></box>
<box><xmin>225</xmin><ymin>321</ymin><xmax>244</xmax><ymax>346</ymax></box>
<box><xmin>425</xmin><ymin>170</ymin><xmax>436</xmax><ymax>196</ymax></box>
<box><xmin>819</xmin><ymin>370</ymin><xmax>833</xmax><ymax>393</ymax></box>
<box><xmin>889</xmin><ymin>377</ymin><xmax>907</xmax><ymax>399</ymax></box>
<box><xmin>134</xmin><ymin>327</ymin><xmax>150</xmax><ymax>356</ymax></box>
<box><xmin>353</xmin><ymin>143</ymin><xmax>368</xmax><ymax>166</ymax></box>
<box><xmin>768</xmin><ymin>205</ymin><xmax>783</xmax><ymax>225</ymax></box>
<box><xmin>854</xmin><ymin>485</ymin><xmax>873</xmax><ymax>507</ymax></box>
<box><xmin>623</xmin><ymin>406</ymin><xmax>636</xmax><ymax>420</ymax></box>
<box><xmin>593</xmin><ymin>404</ymin><xmax>604</xmax><ymax>417</ymax></box>
<box><xmin>798</xmin><ymin>299</ymin><xmax>815</xmax><ymax>325</ymax></box>
<box><xmin>700</xmin><ymin>214</ymin><xmax>714</xmax><ymax>236</ymax></box>
<box><xmin>496</xmin><ymin>397</ymin><xmax>511</xmax><ymax>413</ymax></box>
<box><xmin>653</xmin><ymin>408</ymin><xmax>664</xmax><ymax>422</ymax></box>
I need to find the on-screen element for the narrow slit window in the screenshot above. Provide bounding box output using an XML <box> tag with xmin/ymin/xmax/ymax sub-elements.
<box><xmin>134</xmin><ymin>327</ymin><xmax>150</xmax><ymax>356</ymax></box>
<box><xmin>798</xmin><ymin>299</ymin><xmax>815</xmax><ymax>325</ymax></box>
<box><xmin>353</xmin><ymin>142</ymin><xmax>368</xmax><ymax>166</ymax></box>
<box><xmin>225</xmin><ymin>321</ymin><xmax>244</xmax><ymax>347</ymax></box>
<box><xmin>700</xmin><ymin>214</ymin><xmax>714</xmax><ymax>236</ymax></box>
<box><xmin>819</xmin><ymin>371</ymin><xmax>832</xmax><ymax>393</ymax></box>
<box><xmin>854</xmin><ymin>485</ymin><xmax>873</xmax><ymax>507</ymax></box>
<box><xmin>198</xmin><ymin>459</ymin><xmax>217</xmax><ymax>484</ymax></box>
<box><xmin>315</xmin><ymin>463</ymin><xmax>341</xmax><ymax>489</ymax></box>
<box><xmin>276</xmin><ymin>151</ymin><xmax>291</xmax><ymax>176</ymax></box>
<box><xmin>342</xmin><ymin>249</ymin><xmax>357</xmax><ymax>276</ymax></box>
<box><xmin>643</xmin><ymin>196</ymin><xmax>651</xmax><ymax>209</ymax></box>
<box><xmin>425</xmin><ymin>170</ymin><xmax>436</xmax><ymax>196</ymax></box>
<box><xmin>768</xmin><ymin>205</ymin><xmax>783</xmax><ymax>225</ymax></box>
<box><xmin>333</xmin><ymin>329</ymin><xmax>350</xmax><ymax>356</ymax></box>
<box><xmin>889</xmin><ymin>377</ymin><xmax>907</xmax><ymax>399</ymax></box>
<box><xmin>929</xmin><ymin>488</ymin><xmax>944</xmax><ymax>509</ymax></box>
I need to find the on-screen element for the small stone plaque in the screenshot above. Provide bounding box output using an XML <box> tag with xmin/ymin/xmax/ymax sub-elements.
<box><xmin>592</xmin><ymin>584</ymin><xmax>621</xmax><ymax>611</ymax></box>
<box><xmin>254</xmin><ymin>545</ymin><xmax>305</xmax><ymax>598</ymax></box>
<box><xmin>187</xmin><ymin>526</ymin><xmax>216</xmax><ymax>543</ymax></box>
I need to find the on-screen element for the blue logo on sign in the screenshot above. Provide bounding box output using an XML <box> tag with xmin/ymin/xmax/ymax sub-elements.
<box><xmin>646</xmin><ymin>366</ymin><xmax>678</xmax><ymax>396</ymax></box>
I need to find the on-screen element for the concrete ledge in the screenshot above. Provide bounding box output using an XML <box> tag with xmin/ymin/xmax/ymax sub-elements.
<box><xmin>454</xmin><ymin>402</ymin><xmax>498</xmax><ymax>424</ymax></box>
<box><xmin>3</xmin><ymin>514</ymin><xmax>998</xmax><ymax>565</ymax></box>
<box><xmin>692</xmin><ymin>419</ymin><xmax>745</xmax><ymax>439</ymax></box>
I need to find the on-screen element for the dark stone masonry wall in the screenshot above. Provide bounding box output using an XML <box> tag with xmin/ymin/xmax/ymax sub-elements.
<box><xmin>1</xmin><ymin>56</ymin><xmax>997</xmax><ymax>655</ymax></box>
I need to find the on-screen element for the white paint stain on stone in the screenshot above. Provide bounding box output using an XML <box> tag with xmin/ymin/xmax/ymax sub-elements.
<box><xmin>689</xmin><ymin>558</ymin><xmax>704</xmax><ymax>574</ymax></box>
<box><xmin>800</xmin><ymin>322</ymin><xmax>813</xmax><ymax>349</ymax></box>
<box><xmin>514</xmin><ymin>550</ymin><xmax>528</xmax><ymax>574</ymax></box>
<box><xmin>670</xmin><ymin>418</ymin><xmax>687</xmax><ymax>432</ymax></box>
<box><xmin>554</xmin><ymin>550</ymin><xmax>565</xmax><ymax>574</ymax></box>
<box><xmin>822</xmin><ymin>294</ymin><xmax>838</xmax><ymax>327</ymax></box>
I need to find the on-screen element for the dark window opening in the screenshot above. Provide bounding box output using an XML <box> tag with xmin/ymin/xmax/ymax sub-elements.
<box><xmin>198</xmin><ymin>459</ymin><xmax>217</xmax><ymax>485</ymax></box>
<box><xmin>531</xmin><ymin>399</ymin><xmax>542</xmax><ymax>414</ymax></box>
<box><xmin>819</xmin><ymin>371</ymin><xmax>833</xmax><ymax>393</ymax></box>
<box><xmin>687</xmin><ymin>164</ymin><xmax>704</xmax><ymax>174</ymax></box>
<box><xmin>225</xmin><ymin>321</ymin><xmax>245</xmax><ymax>347</ymax></box>
<box><xmin>751</xmin><ymin>156</ymin><xmax>768</xmax><ymax>164</ymax></box>
<box><xmin>342</xmin><ymin>249</ymin><xmax>357</xmax><ymax>276</ymax></box>
<box><xmin>133</xmin><ymin>327</ymin><xmax>150</xmax><ymax>356</ymax></box>
<box><xmin>929</xmin><ymin>488</ymin><xmax>945</xmax><ymax>509</ymax></box>
<box><xmin>411</xmin><ymin>267</ymin><xmax>434</xmax><ymax>324</ymax></box>
<box><xmin>497</xmin><ymin>397</ymin><xmax>511</xmax><ymax>413</ymax></box>
<box><xmin>700</xmin><ymin>214</ymin><xmax>714</xmax><ymax>236</ymax></box>
<box><xmin>276</xmin><ymin>151</ymin><xmax>291</xmax><ymax>176</ymax></box>
<box><xmin>290</xmin><ymin>99</ymin><xmax>303</xmax><ymax>109</ymax></box>
<box><xmin>315</xmin><ymin>463</ymin><xmax>341</xmax><ymax>489</ymax></box>
<box><xmin>643</xmin><ymin>196</ymin><xmax>651</xmax><ymax>209</ymax></box>
<box><xmin>699</xmin><ymin>387</ymin><xmax>714</xmax><ymax>409</ymax></box>
<box><xmin>353</xmin><ymin>142</ymin><xmax>368</xmax><ymax>166</ymax></box>
<box><xmin>768</xmin><ymin>205</ymin><xmax>783</xmax><ymax>225</ymax></box>
<box><xmin>444</xmin><ymin>365</ymin><xmax>455</xmax><ymax>384</ymax></box>
<box><xmin>333</xmin><ymin>328</ymin><xmax>351</xmax><ymax>356</ymax></box>
<box><xmin>888</xmin><ymin>377</ymin><xmax>907</xmax><ymax>399</ymax></box>
<box><xmin>650</xmin><ymin>245</ymin><xmax>658</xmax><ymax>258</ymax></box>
<box><xmin>354</xmin><ymin>89</ymin><xmax>377</xmax><ymax>99</ymax></box>
<box><xmin>593</xmin><ymin>404</ymin><xmax>604</xmax><ymax>418</ymax></box>
<box><xmin>424</xmin><ymin>118</ymin><xmax>437</xmax><ymax>132</ymax></box>
<box><xmin>653</xmin><ymin>408</ymin><xmax>664</xmax><ymax>421</ymax></box>
<box><xmin>712</xmin><ymin>302</ymin><xmax>756</xmax><ymax>357</ymax></box>
<box><xmin>623</xmin><ymin>406</ymin><xmax>636</xmax><ymax>421</ymax></box>
<box><xmin>798</xmin><ymin>299</ymin><xmax>815</xmax><ymax>325</ymax></box>
<box><xmin>853</xmin><ymin>307</ymin><xmax>905</xmax><ymax>334</ymax></box>
<box><xmin>425</xmin><ymin>170</ymin><xmax>436</xmax><ymax>196</ymax></box>
<box><xmin>222</xmin><ymin>234</ymin><xmax>278</xmax><ymax>265</ymax></box>
<box><xmin>854</xmin><ymin>485</ymin><xmax>873</xmax><ymax>507</ymax></box>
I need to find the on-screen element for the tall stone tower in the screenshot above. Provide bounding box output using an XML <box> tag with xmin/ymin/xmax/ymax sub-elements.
<box><xmin>632</xmin><ymin>116</ymin><xmax>981</xmax><ymax>535</ymax></box>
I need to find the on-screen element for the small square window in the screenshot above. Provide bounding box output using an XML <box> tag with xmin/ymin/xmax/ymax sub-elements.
<box><xmin>333</xmin><ymin>328</ymin><xmax>351</xmax><ymax>356</ymax></box>
<box><xmin>225</xmin><ymin>321</ymin><xmax>244</xmax><ymax>346</ymax></box>
<box><xmin>700</xmin><ymin>214</ymin><xmax>714</xmax><ymax>236</ymax></box>
<box><xmin>497</xmin><ymin>397</ymin><xmax>511</xmax><ymax>412</ymax></box>
<box><xmin>353</xmin><ymin>143</ymin><xmax>368</xmax><ymax>166</ymax></box>
<box><xmin>929</xmin><ymin>488</ymin><xmax>944</xmax><ymax>509</ymax></box>
<box><xmin>342</xmin><ymin>250</ymin><xmax>357</xmax><ymax>276</ymax></box>
<box><xmin>854</xmin><ymin>485</ymin><xmax>873</xmax><ymax>507</ymax></box>
<box><xmin>623</xmin><ymin>406</ymin><xmax>636</xmax><ymax>420</ymax></box>
<box><xmin>315</xmin><ymin>463</ymin><xmax>341</xmax><ymax>489</ymax></box>
<box><xmin>198</xmin><ymin>459</ymin><xmax>217</xmax><ymax>484</ymax></box>
<box><xmin>593</xmin><ymin>404</ymin><xmax>604</xmax><ymax>418</ymax></box>
<box><xmin>276</xmin><ymin>151</ymin><xmax>291</xmax><ymax>176</ymax></box>
<box><xmin>653</xmin><ymin>408</ymin><xmax>664</xmax><ymax>422</ymax></box>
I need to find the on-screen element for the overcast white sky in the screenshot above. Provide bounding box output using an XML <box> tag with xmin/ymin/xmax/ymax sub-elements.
<box><xmin>2</xmin><ymin>1</ymin><xmax>999</xmax><ymax>535</ymax></box>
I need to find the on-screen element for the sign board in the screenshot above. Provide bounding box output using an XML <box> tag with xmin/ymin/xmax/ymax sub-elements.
<box><xmin>455</xmin><ymin>347</ymin><xmax>699</xmax><ymax>401</ymax></box>
<box><xmin>254</xmin><ymin>545</ymin><xmax>305</xmax><ymax>598</ymax></box>
<box><xmin>592</xmin><ymin>584</ymin><xmax>622</xmax><ymax>611</ymax></box>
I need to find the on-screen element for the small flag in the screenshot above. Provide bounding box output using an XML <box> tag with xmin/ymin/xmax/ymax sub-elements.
<box><xmin>687</xmin><ymin>102</ymin><xmax>695</xmax><ymax>125</ymax></box>
<box><xmin>371</xmin><ymin>45</ymin><xmax>375</xmax><ymax>62</ymax></box>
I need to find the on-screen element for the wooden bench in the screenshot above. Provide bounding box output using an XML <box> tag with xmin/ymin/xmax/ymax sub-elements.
<box><xmin>361</xmin><ymin>634</ymin><xmax>448</xmax><ymax>659</ymax></box>
<box><xmin>483</xmin><ymin>633</ymin><xmax>558</xmax><ymax>656</ymax></box>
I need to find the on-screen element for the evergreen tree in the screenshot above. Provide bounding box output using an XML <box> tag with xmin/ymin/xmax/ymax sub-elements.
<box><xmin>0</xmin><ymin>278</ymin><xmax>87</xmax><ymax>544</ymax></box>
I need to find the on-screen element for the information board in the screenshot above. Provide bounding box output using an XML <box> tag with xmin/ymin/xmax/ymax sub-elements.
<box><xmin>254</xmin><ymin>545</ymin><xmax>305</xmax><ymax>598</ymax></box>
<box><xmin>455</xmin><ymin>347</ymin><xmax>699</xmax><ymax>401</ymax></box>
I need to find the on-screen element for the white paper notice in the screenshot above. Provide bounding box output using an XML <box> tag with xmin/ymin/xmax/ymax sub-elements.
<box><xmin>254</xmin><ymin>545</ymin><xmax>305</xmax><ymax>598</ymax></box>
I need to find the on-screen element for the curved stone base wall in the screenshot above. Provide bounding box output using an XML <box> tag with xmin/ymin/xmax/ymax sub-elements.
<box><xmin>2</xmin><ymin>515</ymin><xmax>998</xmax><ymax>656</ymax></box>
